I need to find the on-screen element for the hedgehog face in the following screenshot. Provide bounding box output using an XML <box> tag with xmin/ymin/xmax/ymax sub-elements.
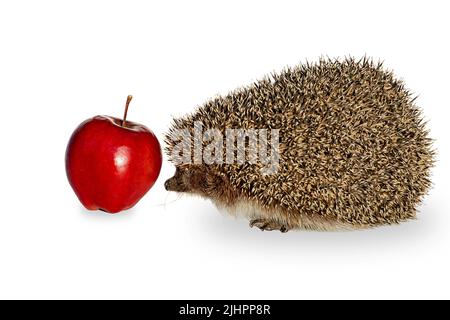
<box><xmin>165</xmin><ymin>165</ymin><xmax>238</xmax><ymax>205</ymax></box>
<box><xmin>164</xmin><ymin>165</ymin><xmax>206</xmax><ymax>193</ymax></box>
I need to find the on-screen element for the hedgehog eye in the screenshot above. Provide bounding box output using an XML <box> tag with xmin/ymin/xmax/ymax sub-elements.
<box><xmin>177</xmin><ymin>164</ymin><xmax>190</xmax><ymax>172</ymax></box>
<box><xmin>175</xmin><ymin>166</ymin><xmax>186</xmax><ymax>175</ymax></box>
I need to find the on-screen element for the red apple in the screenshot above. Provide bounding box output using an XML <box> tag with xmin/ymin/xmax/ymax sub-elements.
<box><xmin>65</xmin><ymin>96</ymin><xmax>162</xmax><ymax>213</ymax></box>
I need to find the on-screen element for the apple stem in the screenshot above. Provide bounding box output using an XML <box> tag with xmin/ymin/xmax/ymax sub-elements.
<box><xmin>122</xmin><ymin>95</ymin><xmax>133</xmax><ymax>127</ymax></box>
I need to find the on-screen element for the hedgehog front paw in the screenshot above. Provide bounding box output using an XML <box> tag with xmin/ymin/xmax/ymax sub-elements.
<box><xmin>249</xmin><ymin>219</ymin><xmax>290</xmax><ymax>233</ymax></box>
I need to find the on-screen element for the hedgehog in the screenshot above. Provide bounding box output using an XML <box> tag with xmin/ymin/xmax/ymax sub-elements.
<box><xmin>164</xmin><ymin>57</ymin><xmax>434</xmax><ymax>232</ymax></box>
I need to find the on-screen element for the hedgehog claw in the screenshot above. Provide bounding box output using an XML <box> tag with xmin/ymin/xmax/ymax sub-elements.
<box><xmin>249</xmin><ymin>219</ymin><xmax>264</xmax><ymax>228</ymax></box>
<box><xmin>249</xmin><ymin>219</ymin><xmax>290</xmax><ymax>233</ymax></box>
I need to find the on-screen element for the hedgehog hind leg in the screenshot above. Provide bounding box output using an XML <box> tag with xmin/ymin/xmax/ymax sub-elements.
<box><xmin>249</xmin><ymin>218</ymin><xmax>290</xmax><ymax>233</ymax></box>
<box><xmin>213</xmin><ymin>198</ymin><xmax>291</xmax><ymax>232</ymax></box>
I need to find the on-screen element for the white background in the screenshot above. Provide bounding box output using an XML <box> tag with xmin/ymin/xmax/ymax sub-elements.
<box><xmin>0</xmin><ymin>0</ymin><xmax>449</xmax><ymax>299</ymax></box>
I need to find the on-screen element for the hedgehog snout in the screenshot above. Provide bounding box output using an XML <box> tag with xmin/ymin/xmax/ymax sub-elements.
<box><xmin>164</xmin><ymin>177</ymin><xmax>176</xmax><ymax>191</ymax></box>
<box><xmin>164</xmin><ymin>175</ymin><xmax>187</xmax><ymax>192</ymax></box>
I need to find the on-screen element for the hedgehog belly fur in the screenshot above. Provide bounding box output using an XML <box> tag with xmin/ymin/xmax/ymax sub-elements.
<box><xmin>213</xmin><ymin>198</ymin><xmax>361</xmax><ymax>231</ymax></box>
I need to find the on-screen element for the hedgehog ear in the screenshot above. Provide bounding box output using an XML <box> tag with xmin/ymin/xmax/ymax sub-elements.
<box><xmin>185</xmin><ymin>166</ymin><xmax>208</xmax><ymax>191</ymax></box>
<box><xmin>204</xmin><ymin>170</ymin><xmax>236</xmax><ymax>204</ymax></box>
<box><xmin>205</xmin><ymin>170</ymin><xmax>224</xmax><ymax>189</ymax></box>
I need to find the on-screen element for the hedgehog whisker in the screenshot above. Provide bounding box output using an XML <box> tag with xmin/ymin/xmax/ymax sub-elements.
<box><xmin>155</xmin><ymin>192</ymin><xmax>183</xmax><ymax>209</ymax></box>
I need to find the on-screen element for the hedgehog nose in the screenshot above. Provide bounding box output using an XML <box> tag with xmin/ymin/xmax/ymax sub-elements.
<box><xmin>164</xmin><ymin>180</ymin><xmax>170</xmax><ymax>191</ymax></box>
